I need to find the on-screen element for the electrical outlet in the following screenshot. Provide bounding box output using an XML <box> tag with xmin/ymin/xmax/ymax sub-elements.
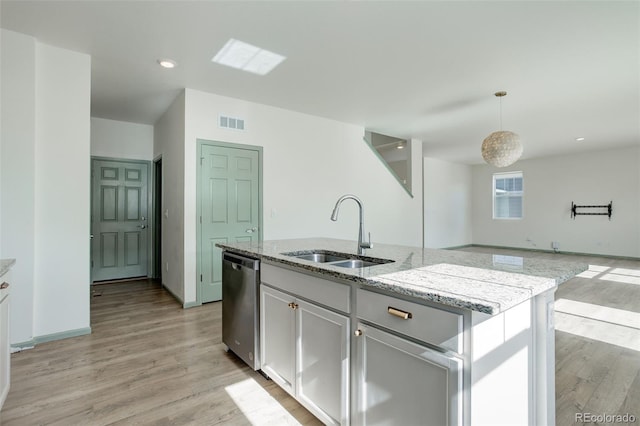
<box><xmin>552</xmin><ymin>241</ymin><xmax>560</xmax><ymax>250</ymax></box>
<box><xmin>165</xmin><ymin>261</ymin><xmax>169</xmax><ymax>272</ymax></box>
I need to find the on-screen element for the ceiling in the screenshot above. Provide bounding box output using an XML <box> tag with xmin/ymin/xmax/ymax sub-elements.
<box><xmin>2</xmin><ymin>1</ymin><xmax>638</xmax><ymax>164</ymax></box>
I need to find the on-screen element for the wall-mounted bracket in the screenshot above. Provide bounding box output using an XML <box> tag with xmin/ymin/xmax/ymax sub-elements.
<box><xmin>571</xmin><ymin>201</ymin><xmax>612</xmax><ymax>220</ymax></box>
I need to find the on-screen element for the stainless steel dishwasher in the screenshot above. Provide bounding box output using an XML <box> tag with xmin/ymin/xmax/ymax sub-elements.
<box><xmin>222</xmin><ymin>251</ymin><xmax>261</xmax><ymax>370</ymax></box>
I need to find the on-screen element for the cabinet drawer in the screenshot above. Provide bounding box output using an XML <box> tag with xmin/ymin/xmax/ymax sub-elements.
<box><xmin>357</xmin><ymin>289</ymin><xmax>462</xmax><ymax>353</ymax></box>
<box><xmin>262</xmin><ymin>263</ymin><xmax>350</xmax><ymax>313</ymax></box>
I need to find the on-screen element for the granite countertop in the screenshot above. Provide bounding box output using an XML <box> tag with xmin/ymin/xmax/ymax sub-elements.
<box><xmin>216</xmin><ymin>238</ymin><xmax>588</xmax><ymax>315</ymax></box>
<box><xmin>0</xmin><ymin>259</ymin><xmax>16</xmax><ymax>278</ymax></box>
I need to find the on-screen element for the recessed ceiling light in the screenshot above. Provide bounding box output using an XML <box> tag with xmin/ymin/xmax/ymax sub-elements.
<box><xmin>212</xmin><ymin>39</ymin><xmax>286</xmax><ymax>76</ymax></box>
<box><xmin>158</xmin><ymin>59</ymin><xmax>177</xmax><ymax>69</ymax></box>
<box><xmin>575</xmin><ymin>137</ymin><xmax>585</xmax><ymax>141</ymax></box>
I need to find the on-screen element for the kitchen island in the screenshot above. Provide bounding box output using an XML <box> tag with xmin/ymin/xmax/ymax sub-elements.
<box><xmin>217</xmin><ymin>238</ymin><xmax>587</xmax><ymax>426</ymax></box>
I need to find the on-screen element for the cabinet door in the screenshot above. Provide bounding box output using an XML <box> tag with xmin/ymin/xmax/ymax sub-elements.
<box><xmin>296</xmin><ymin>299</ymin><xmax>350</xmax><ymax>425</ymax></box>
<box><xmin>260</xmin><ymin>286</ymin><xmax>296</xmax><ymax>395</ymax></box>
<box><xmin>355</xmin><ymin>323</ymin><xmax>463</xmax><ymax>426</ymax></box>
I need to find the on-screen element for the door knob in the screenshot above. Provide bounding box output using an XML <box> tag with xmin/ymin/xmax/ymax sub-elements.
<box><xmin>245</xmin><ymin>227</ymin><xmax>258</xmax><ymax>233</ymax></box>
<box><xmin>138</xmin><ymin>225</ymin><xmax>146</xmax><ymax>229</ymax></box>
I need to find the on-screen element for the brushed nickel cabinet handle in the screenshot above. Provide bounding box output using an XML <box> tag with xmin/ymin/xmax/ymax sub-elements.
<box><xmin>388</xmin><ymin>306</ymin><xmax>412</xmax><ymax>320</ymax></box>
<box><xmin>0</xmin><ymin>282</ymin><xmax>9</xmax><ymax>289</ymax></box>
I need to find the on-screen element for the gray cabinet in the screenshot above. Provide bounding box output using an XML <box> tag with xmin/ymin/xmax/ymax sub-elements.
<box><xmin>260</xmin><ymin>284</ymin><xmax>350</xmax><ymax>425</ymax></box>
<box><xmin>355</xmin><ymin>323</ymin><xmax>462</xmax><ymax>426</ymax></box>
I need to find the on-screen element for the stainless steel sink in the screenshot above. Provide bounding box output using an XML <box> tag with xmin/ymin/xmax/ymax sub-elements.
<box><xmin>331</xmin><ymin>259</ymin><xmax>381</xmax><ymax>268</ymax></box>
<box><xmin>282</xmin><ymin>250</ymin><xmax>393</xmax><ymax>269</ymax></box>
<box><xmin>293</xmin><ymin>253</ymin><xmax>351</xmax><ymax>263</ymax></box>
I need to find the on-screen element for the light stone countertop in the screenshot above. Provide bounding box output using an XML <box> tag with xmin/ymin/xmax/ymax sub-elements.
<box><xmin>0</xmin><ymin>259</ymin><xmax>16</xmax><ymax>278</ymax></box>
<box><xmin>216</xmin><ymin>238</ymin><xmax>588</xmax><ymax>315</ymax></box>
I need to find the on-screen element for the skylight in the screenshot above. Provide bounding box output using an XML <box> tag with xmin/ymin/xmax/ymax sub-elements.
<box><xmin>212</xmin><ymin>39</ymin><xmax>286</xmax><ymax>75</ymax></box>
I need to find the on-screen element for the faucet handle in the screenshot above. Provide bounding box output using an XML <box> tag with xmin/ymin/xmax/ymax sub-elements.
<box><xmin>361</xmin><ymin>232</ymin><xmax>373</xmax><ymax>249</ymax></box>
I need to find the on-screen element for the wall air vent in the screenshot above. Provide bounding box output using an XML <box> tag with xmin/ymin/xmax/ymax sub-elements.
<box><xmin>219</xmin><ymin>115</ymin><xmax>245</xmax><ymax>131</ymax></box>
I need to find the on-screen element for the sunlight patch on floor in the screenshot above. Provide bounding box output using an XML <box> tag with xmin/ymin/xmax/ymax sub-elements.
<box><xmin>225</xmin><ymin>378</ymin><xmax>303</xmax><ymax>425</ymax></box>
<box><xmin>576</xmin><ymin>264</ymin><xmax>609</xmax><ymax>279</ymax></box>
<box><xmin>600</xmin><ymin>272</ymin><xmax>640</xmax><ymax>286</ymax></box>
<box><xmin>555</xmin><ymin>298</ymin><xmax>640</xmax><ymax>352</ymax></box>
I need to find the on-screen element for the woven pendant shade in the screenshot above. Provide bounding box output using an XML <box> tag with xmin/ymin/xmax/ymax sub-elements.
<box><xmin>481</xmin><ymin>130</ymin><xmax>523</xmax><ymax>167</ymax></box>
<box><xmin>482</xmin><ymin>91</ymin><xmax>523</xmax><ymax>167</ymax></box>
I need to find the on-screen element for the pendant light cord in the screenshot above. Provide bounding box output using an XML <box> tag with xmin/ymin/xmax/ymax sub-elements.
<box><xmin>499</xmin><ymin>95</ymin><xmax>503</xmax><ymax>130</ymax></box>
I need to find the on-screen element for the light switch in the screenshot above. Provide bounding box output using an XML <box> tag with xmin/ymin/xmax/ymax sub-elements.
<box><xmin>164</xmin><ymin>209</ymin><xmax>169</xmax><ymax>219</ymax></box>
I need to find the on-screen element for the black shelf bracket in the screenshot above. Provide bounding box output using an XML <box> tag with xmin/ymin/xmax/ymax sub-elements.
<box><xmin>571</xmin><ymin>201</ymin><xmax>612</xmax><ymax>220</ymax></box>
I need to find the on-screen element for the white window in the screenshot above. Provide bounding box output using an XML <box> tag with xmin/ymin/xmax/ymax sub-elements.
<box><xmin>493</xmin><ymin>171</ymin><xmax>523</xmax><ymax>219</ymax></box>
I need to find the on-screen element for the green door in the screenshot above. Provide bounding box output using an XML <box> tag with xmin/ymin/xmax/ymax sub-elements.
<box><xmin>199</xmin><ymin>144</ymin><xmax>261</xmax><ymax>303</ymax></box>
<box><xmin>91</xmin><ymin>159</ymin><xmax>149</xmax><ymax>281</ymax></box>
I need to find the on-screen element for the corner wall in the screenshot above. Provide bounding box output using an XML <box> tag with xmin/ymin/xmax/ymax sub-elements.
<box><xmin>1</xmin><ymin>29</ymin><xmax>36</xmax><ymax>344</ymax></box>
<box><xmin>153</xmin><ymin>91</ymin><xmax>186</xmax><ymax>302</ymax></box>
<box><xmin>423</xmin><ymin>157</ymin><xmax>473</xmax><ymax>248</ymax></box>
<box><xmin>33</xmin><ymin>43</ymin><xmax>91</xmax><ymax>337</ymax></box>
<box><xmin>471</xmin><ymin>146</ymin><xmax>640</xmax><ymax>257</ymax></box>
<box><xmin>1</xmin><ymin>30</ymin><xmax>91</xmax><ymax>344</ymax></box>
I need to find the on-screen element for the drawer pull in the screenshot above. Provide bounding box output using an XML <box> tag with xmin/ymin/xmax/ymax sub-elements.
<box><xmin>0</xmin><ymin>282</ymin><xmax>8</xmax><ymax>290</ymax></box>
<box><xmin>388</xmin><ymin>306</ymin><xmax>412</xmax><ymax>320</ymax></box>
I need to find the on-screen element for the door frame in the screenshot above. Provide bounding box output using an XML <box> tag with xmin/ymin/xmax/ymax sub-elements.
<box><xmin>152</xmin><ymin>155</ymin><xmax>163</xmax><ymax>281</ymax></box>
<box><xmin>90</xmin><ymin>156</ymin><xmax>153</xmax><ymax>283</ymax></box>
<box><xmin>196</xmin><ymin>139</ymin><xmax>263</xmax><ymax>305</ymax></box>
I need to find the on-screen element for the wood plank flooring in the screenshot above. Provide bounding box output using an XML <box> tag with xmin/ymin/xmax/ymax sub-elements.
<box><xmin>1</xmin><ymin>280</ymin><xmax>321</xmax><ymax>425</ymax></box>
<box><xmin>1</xmin><ymin>249</ymin><xmax>639</xmax><ymax>425</ymax></box>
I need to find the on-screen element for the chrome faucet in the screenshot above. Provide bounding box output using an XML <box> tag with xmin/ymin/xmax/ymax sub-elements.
<box><xmin>331</xmin><ymin>194</ymin><xmax>372</xmax><ymax>255</ymax></box>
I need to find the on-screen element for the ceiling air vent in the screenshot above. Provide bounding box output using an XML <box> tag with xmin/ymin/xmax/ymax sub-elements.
<box><xmin>219</xmin><ymin>115</ymin><xmax>245</xmax><ymax>131</ymax></box>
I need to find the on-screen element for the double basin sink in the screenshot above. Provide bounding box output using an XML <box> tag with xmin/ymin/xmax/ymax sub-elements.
<box><xmin>282</xmin><ymin>250</ymin><xmax>394</xmax><ymax>269</ymax></box>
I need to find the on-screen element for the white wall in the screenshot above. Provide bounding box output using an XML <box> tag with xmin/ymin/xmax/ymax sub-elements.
<box><xmin>1</xmin><ymin>30</ymin><xmax>91</xmax><ymax>344</ymax></box>
<box><xmin>471</xmin><ymin>146</ymin><xmax>640</xmax><ymax>257</ymax></box>
<box><xmin>153</xmin><ymin>91</ymin><xmax>185</xmax><ymax>302</ymax></box>
<box><xmin>180</xmin><ymin>88</ymin><xmax>423</xmax><ymax>304</ymax></box>
<box><xmin>91</xmin><ymin>117</ymin><xmax>154</xmax><ymax>160</ymax></box>
<box><xmin>33</xmin><ymin>43</ymin><xmax>91</xmax><ymax>337</ymax></box>
<box><xmin>423</xmin><ymin>157</ymin><xmax>472</xmax><ymax>248</ymax></box>
<box><xmin>1</xmin><ymin>29</ymin><xmax>36</xmax><ymax>344</ymax></box>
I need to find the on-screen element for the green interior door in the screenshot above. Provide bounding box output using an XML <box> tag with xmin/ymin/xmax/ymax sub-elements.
<box><xmin>92</xmin><ymin>159</ymin><xmax>149</xmax><ymax>282</ymax></box>
<box><xmin>200</xmin><ymin>144</ymin><xmax>261</xmax><ymax>303</ymax></box>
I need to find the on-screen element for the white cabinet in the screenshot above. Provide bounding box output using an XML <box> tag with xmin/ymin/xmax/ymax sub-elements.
<box><xmin>260</xmin><ymin>285</ymin><xmax>296</xmax><ymax>394</ymax></box>
<box><xmin>260</xmin><ymin>284</ymin><xmax>350</xmax><ymax>425</ymax></box>
<box><xmin>354</xmin><ymin>323</ymin><xmax>462</xmax><ymax>426</ymax></box>
<box><xmin>0</xmin><ymin>269</ymin><xmax>11</xmax><ymax>410</ymax></box>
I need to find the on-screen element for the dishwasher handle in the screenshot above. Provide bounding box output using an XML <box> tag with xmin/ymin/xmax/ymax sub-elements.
<box><xmin>223</xmin><ymin>252</ymin><xmax>260</xmax><ymax>271</ymax></box>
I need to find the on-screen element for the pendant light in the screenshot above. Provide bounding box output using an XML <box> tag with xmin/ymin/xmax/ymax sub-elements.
<box><xmin>481</xmin><ymin>91</ymin><xmax>523</xmax><ymax>167</ymax></box>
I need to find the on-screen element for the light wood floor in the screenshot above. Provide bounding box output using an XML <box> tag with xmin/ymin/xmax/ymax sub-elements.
<box><xmin>1</xmin><ymin>249</ymin><xmax>639</xmax><ymax>425</ymax></box>
<box><xmin>1</xmin><ymin>280</ymin><xmax>321</xmax><ymax>425</ymax></box>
